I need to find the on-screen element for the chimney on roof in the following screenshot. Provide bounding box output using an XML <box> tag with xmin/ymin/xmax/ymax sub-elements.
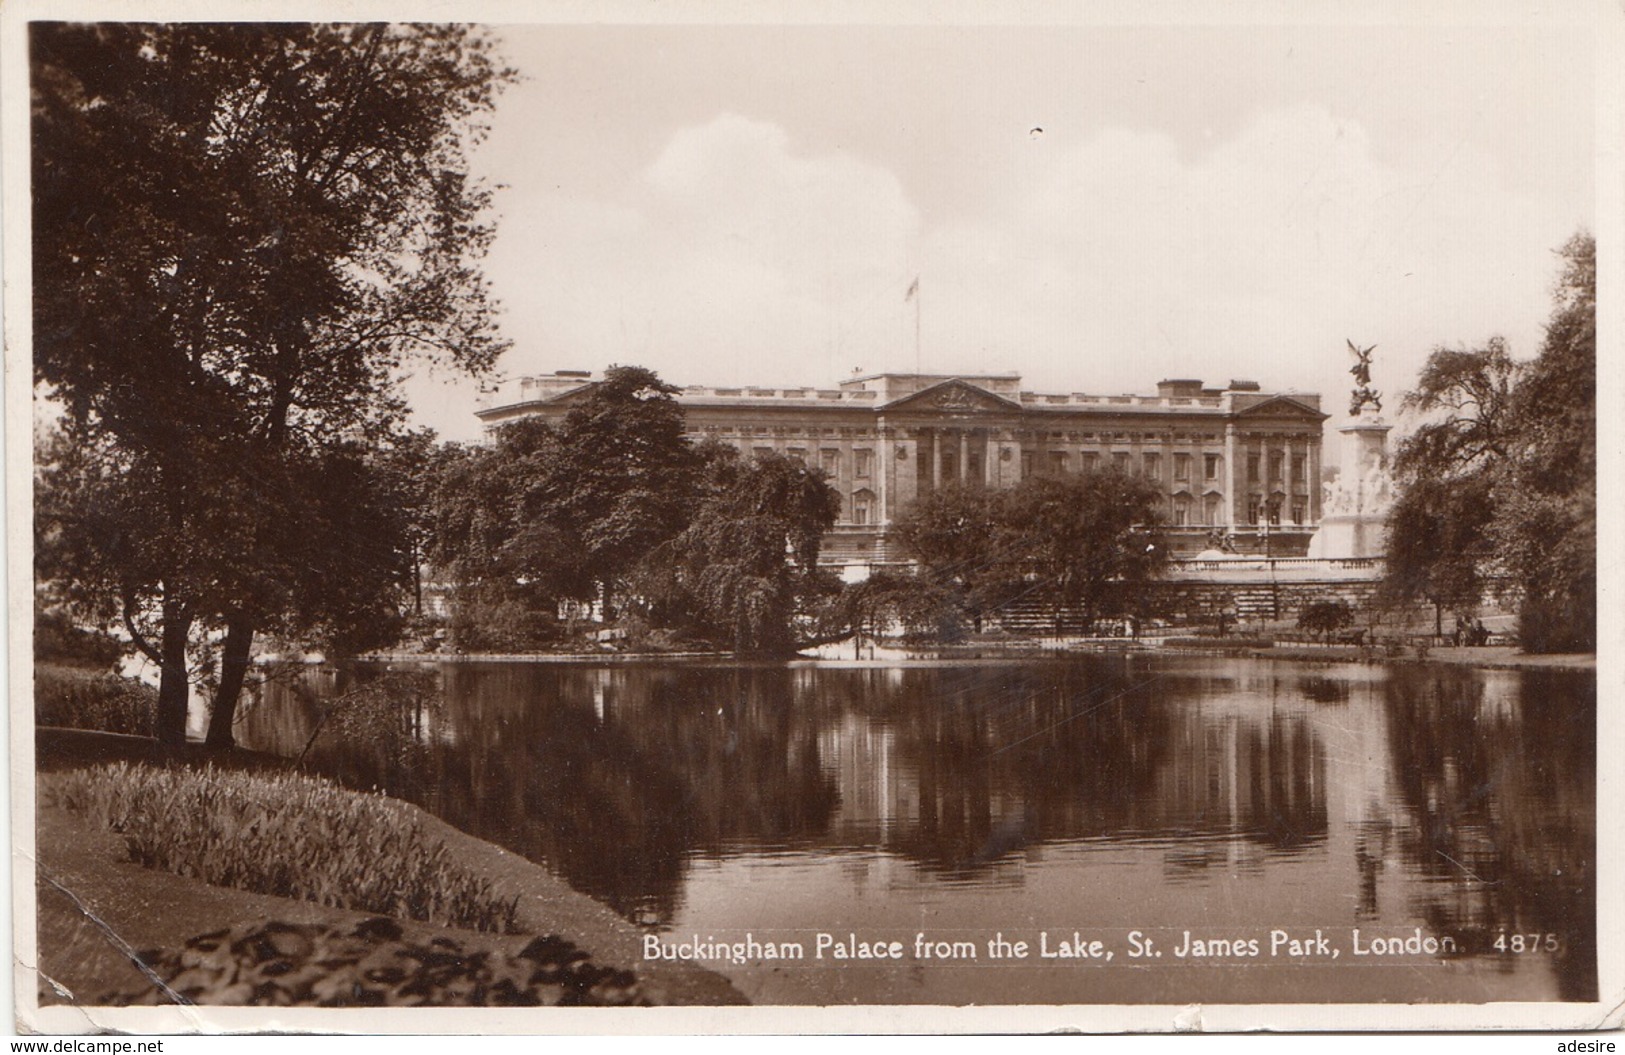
<box><xmin>1156</xmin><ymin>379</ymin><xmax>1204</xmax><ymax>398</ymax></box>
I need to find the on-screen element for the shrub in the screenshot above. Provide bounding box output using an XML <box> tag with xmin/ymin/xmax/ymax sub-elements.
<box><xmin>34</xmin><ymin>609</ymin><xmax>126</xmax><ymax>669</ymax></box>
<box><xmin>35</xmin><ymin>665</ymin><xmax>157</xmax><ymax>736</ymax></box>
<box><xmin>41</xmin><ymin>763</ymin><xmax>519</xmax><ymax>933</ymax></box>
<box><xmin>1297</xmin><ymin>599</ymin><xmax>1355</xmax><ymax>643</ymax></box>
<box><xmin>449</xmin><ymin>594</ymin><xmax>560</xmax><ymax>652</ymax></box>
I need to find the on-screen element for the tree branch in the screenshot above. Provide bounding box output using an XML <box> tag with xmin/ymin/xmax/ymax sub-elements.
<box><xmin>122</xmin><ymin>589</ymin><xmax>163</xmax><ymax>665</ymax></box>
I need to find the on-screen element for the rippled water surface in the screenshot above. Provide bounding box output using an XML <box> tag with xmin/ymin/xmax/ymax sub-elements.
<box><xmin>238</xmin><ymin>655</ymin><xmax>1595</xmax><ymax>1005</ymax></box>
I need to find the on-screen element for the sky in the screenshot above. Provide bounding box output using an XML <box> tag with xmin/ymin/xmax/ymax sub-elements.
<box><xmin>399</xmin><ymin>10</ymin><xmax>1597</xmax><ymax>450</ymax></box>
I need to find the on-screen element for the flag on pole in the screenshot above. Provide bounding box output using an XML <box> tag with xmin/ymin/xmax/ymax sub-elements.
<box><xmin>905</xmin><ymin>275</ymin><xmax>919</xmax><ymax>301</ymax></box>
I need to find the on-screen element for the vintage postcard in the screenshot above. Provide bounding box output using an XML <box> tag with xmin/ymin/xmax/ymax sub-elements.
<box><xmin>4</xmin><ymin>0</ymin><xmax>1619</xmax><ymax>1036</ymax></box>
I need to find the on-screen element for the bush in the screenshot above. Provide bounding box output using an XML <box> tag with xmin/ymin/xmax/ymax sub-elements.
<box><xmin>449</xmin><ymin>594</ymin><xmax>561</xmax><ymax>653</ymax></box>
<box><xmin>35</xmin><ymin>665</ymin><xmax>157</xmax><ymax>736</ymax></box>
<box><xmin>34</xmin><ymin>609</ymin><xmax>125</xmax><ymax>669</ymax></box>
<box><xmin>1297</xmin><ymin>599</ymin><xmax>1355</xmax><ymax>642</ymax></box>
<box><xmin>41</xmin><ymin>763</ymin><xmax>520</xmax><ymax>933</ymax></box>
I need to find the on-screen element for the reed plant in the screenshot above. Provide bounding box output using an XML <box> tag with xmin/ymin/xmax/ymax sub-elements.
<box><xmin>42</xmin><ymin>763</ymin><xmax>520</xmax><ymax>933</ymax></box>
<box><xmin>35</xmin><ymin>665</ymin><xmax>157</xmax><ymax>737</ymax></box>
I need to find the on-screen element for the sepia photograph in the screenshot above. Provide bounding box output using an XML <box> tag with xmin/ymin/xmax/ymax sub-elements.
<box><xmin>4</xmin><ymin>0</ymin><xmax>1616</xmax><ymax>1035</ymax></box>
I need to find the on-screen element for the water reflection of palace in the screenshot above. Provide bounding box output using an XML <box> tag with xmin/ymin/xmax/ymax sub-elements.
<box><xmin>808</xmin><ymin>668</ymin><xmax>1329</xmax><ymax>870</ymax></box>
<box><xmin>238</xmin><ymin>657</ymin><xmax>1595</xmax><ymax>1001</ymax></box>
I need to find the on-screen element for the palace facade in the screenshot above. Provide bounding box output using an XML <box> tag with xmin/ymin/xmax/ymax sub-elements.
<box><xmin>476</xmin><ymin>371</ymin><xmax>1328</xmax><ymax>563</ymax></box>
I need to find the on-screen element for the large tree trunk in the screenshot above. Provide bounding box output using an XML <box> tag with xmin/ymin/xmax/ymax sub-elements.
<box><xmin>205</xmin><ymin>613</ymin><xmax>255</xmax><ymax>748</ymax></box>
<box><xmin>155</xmin><ymin>596</ymin><xmax>194</xmax><ymax>746</ymax></box>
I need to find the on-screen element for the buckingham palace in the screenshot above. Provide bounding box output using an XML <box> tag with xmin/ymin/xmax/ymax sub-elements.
<box><xmin>477</xmin><ymin>370</ymin><xmax>1329</xmax><ymax>563</ymax></box>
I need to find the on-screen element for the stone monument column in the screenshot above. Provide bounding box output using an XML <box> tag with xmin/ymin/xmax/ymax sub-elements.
<box><xmin>1308</xmin><ymin>341</ymin><xmax>1393</xmax><ymax>559</ymax></box>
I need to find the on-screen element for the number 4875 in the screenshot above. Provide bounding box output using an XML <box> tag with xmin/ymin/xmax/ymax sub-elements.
<box><xmin>1494</xmin><ymin>933</ymin><xmax>1559</xmax><ymax>953</ymax></box>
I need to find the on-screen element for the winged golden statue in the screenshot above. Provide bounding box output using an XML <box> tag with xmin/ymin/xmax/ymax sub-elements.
<box><xmin>1346</xmin><ymin>340</ymin><xmax>1382</xmax><ymax>415</ymax></box>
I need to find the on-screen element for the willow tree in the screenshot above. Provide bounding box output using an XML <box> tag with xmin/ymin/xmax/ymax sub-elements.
<box><xmin>32</xmin><ymin>23</ymin><xmax>514</xmax><ymax>743</ymax></box>
<box><xmin>654</xmin><ymin>450</ymin><xmax>841</xmax><ymax>654</ymax></box>
<box><xmin>1384</xmin><ymin>234</ymin><xmax>1595</xmax><ymax>652</ymax></box>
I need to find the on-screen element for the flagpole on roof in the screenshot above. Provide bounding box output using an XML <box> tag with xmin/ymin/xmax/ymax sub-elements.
<box><xmin>906</xmin><ymin>274</ymin><xmax>921</xmax><ymax>374</ymax></box>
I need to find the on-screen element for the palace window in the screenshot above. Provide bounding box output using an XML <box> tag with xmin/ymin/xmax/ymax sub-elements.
<box><xmin>1174</xmin><ymin>453</ymin><xmax>1192</xmax><ymax>482</ymax></box>
<box><xmin>1292</xmin><ymin>501</ymin><xmax>1306</xmax><ymax>525</ymax></box>
<box><xmin>851</xmin><ymin>489</ymin><xmax>875</xmax><ymax>526</ymax></box>
<box><xmin>1247</xmin><ymin>453</ymin><xmax>1261</xmax><ymax>483</ymax></box>
<box><xmin>1204</xmin><ymin>493</ymin><xmax>1223</xmax><ymax>525</ymax></box>
<box><xmin>1205</xmin><ymin>453</ymin><xmax>1221</xmax><ymax>481</ymax></box>
<box><xmin>1171</xmin><ymin>493</ymin><xmax>1192</xmax><ymax>526</ymax></box>
<box><xmin>753</xmin><ymin>446</ymin><xmax>773</xmax><ymax>460</ymax></box>
<box><xmin>821</xmin><ymin>449</ymin><xmax>840</xmax><ymax>475</ymax></box>
<box><xmin>1269</xmin><ymin>450</ymin><xmax>1284</xmax><ymax>482</ymax></box>
<box><xmin>1292</xmin><ymin>454</ymin><xmax>1306</xmax><ymax>485</ymax></box>
<box><xmin>1021</xmin><ymin>451</ymin><xmax>1034</xmax><ymax>478</ymax></box>
<box><xmin>1049</xmin><ymin>451</ymin><xmax>1068</xmax><ymax>474</ymax></box>
<box><xmin>787</xmin><ymin>447</ymin><xmax>807</xmax><ymax>464</ymax></box>
<box><xmin>854</xmin><ymin>448</ymin><xmax>873</xmax><ymax>478</ymax></box>
<box><xmin>1113</xmin><ymin>451</ymin><xmax>1132</xmax><ymax>473</ymax></box>
<box><xmin>1143</xmin><ymin>452</ymin><xmax>1161</xmax><ymax>479</ymax></box>
<box><xmin>1083</xmin><ymin>451</ymin><xmax>1101</xmax><ymax>473</ymax></box>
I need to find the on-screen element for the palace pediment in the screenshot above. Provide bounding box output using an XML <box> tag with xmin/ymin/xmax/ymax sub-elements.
<box><xmin>882</xmin><ymin>378</ymin><xmax>1024</xmax><ymax>414</ymax></box>
<box><xmin>1233</xmin><ymin>395</ymin><xmax>1327</xmax><ymax>421</ymax></box>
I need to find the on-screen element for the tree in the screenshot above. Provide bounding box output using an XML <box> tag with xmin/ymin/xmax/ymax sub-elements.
<box><xmin>997</xmin><ymin>470</ymin><xmax>1168</xmax><ymax>635</ymax></box>
<box><xmin>1384</xmin><ymin>233</ymin><xmax>1595</xmax><ymax>653</ymax></box>
<box><xmin>536</xmin><ymin>366</ymin><xmax>706</xmax><ymax>616</ymax></box>
<box><xmin>1381</xmin><ymin>474</ymin><xmax>1496</xmax><ymax>637</ymax></box>
<box><xmin>890</xmin><ymin>485</ymin><xmax>1016</xmax><ymax>632</ymax></box>
<box><xmin>1297</xmin><ymin>599</ymin><xmax>1354</xmax><ymax>643</ymax></box>
<box><xmin>424</xmin><ymin>367</ymin><xmax>703</xmax><ymax>645</ymax></box>
<box><xmin>425</xmin><ymin>420</ymin><xmax>594</xmax><ymax>649</ymax></box>
<box><xmin>32</xmin><ymin>24</ymin><xmax>514</xmax><ymax>742</ymax></box>
<box><xmin>1495</xmin><ymin>234</ymin><xmax>1595</xmax><ymax>652</ymax></box>
<box><xmin>1383</xmin><ymin>341</ymin><xmax>1515</xmax><ymax>634</ymax></box>
<box><xmin>654</xmin><ymin>449</ymin><xmax>841</xmax><ymax>653</ymax></box>
<box><xmin>1392</xmin><ymin>337</ymin><xmax>1520</xmax><ymax>479</ymax></box>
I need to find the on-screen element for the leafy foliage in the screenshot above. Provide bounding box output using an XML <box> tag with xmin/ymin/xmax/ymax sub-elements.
<box><xmin>650</xmin><ymin>448</ymin><xmax>841</xmax><ymax>653</ymax></box>
<box><xmin>1384</xmin><ymin>233</ymin><xmax>1595</xmax><ymax>652</ymax></box>
<box><xmin>1380</xmin><ymin>474</ymin><xmax>1496</xmax><ymax>618</ymax></box>
<box><xmin>34</xmin><ymin>605</ymin><xmax>125</xmax><ymax>670</ymax></box>
<box><xmin>1494</xmin><ymin>234</ymin><xmax>1596</xmax><ymax>652</ymax></box>
<box><xmin>997</xmin><ymin>471</ymin><xmax>1168</xmax><ymax>632</ymax></box>
<box><xmin>541</xmin><ymin>367</ymin><xmax>705</xmax><ymax>607</ymax></box>
<box><xmin>836</xmin><ymin>570</ymin><xmax>968</xmax><ymax>644</ymax></box>
<box><xmin>888</xmin><ymin>470</ymin><xmax>1168</xmax><ymax>638</ymax></box>
<box><xmin>35</xmin><ymin>665</ymin><xmax>158</xmax><ymax>737</ymax></box>
<box><xmin>1393</xmin><ymin>337</ymin><xmax>1520</xmax><ymax>478</ymax></box>
<box><xmin>42</xmin><ymin>763</ymin><xmax>520</xmax><ymax>933</ymax></box>
<box><xmin>32</xmin><ymin>24</ymin><xmax>514</xmax><ymax>741</ymax></box>
<box><xmin>890</xmin><ymin>485</ymin><xmax>1017</xmax><ymax>632</ymax></box>
<box><xmin>1296</xmin><ymin>600</ymin><xmax>1355</xmax><ymax>643</ymax></box>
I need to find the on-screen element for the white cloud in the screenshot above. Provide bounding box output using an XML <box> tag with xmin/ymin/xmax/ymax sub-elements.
<box><xmin>479</xmin><ymin>113</ymin><xmax>921</xmax><ymax>393</ymax></box>
<box><xmin>915</xmin><ymin>103</ymin><xmax>1577</xmax><ymax>412</ymax></box>
<box><xmin>446</xmin><ymin>103</ymin><xmax>1581</xmax><ymax>447</ymax></box>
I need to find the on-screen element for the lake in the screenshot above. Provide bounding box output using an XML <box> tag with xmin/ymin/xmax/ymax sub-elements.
<box><xmin>236</xmin><ymin>654</ymin><xmax>1595</xmax><ymax>1006</ymax></box>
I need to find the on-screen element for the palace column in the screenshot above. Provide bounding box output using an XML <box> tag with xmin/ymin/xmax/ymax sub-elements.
<box><xmin>1223</xmin><ymin>421</ymin><xmax>1239</xmax><ymax>528</ymax></box>
<box><xmin>958</xmin><ymin>430</ymin><xmax>969</xmax><ymax>486</ymax></box>
<box><xmin>984</xmin><ymin>430</ymin><xmax>998</xmax><ymax>488</ymax></box>
<box><xmin>932</xmin><ymin>428</ymin><xmax>943</xmax><ymax>492</ymax></box>
<box><xmin>877</xmin><ymin>424</ymin><xmax>893</xmax><ymax>525</ymax></box>
<box><xmin>1308</xmin><ymin>434</ymin><xmax>1323</xmax><ymax>523</ymax></box>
